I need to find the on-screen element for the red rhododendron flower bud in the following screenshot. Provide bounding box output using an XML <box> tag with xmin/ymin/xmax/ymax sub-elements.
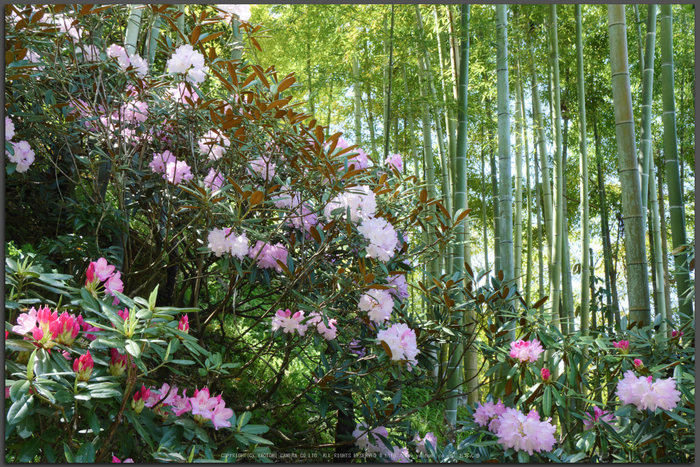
<box><xmin>73</xmin><ymin>351</ymin><xmax>94</xmax><ymax>381</ymax></box>
<box><xmin>612</xmin><ymin>340</ymin><xmax>629</xmax><ymax>354</ymax></box>
<box><xmin>109</xmin><ymin>348</ymin><xmax>129</xmax><ymax>377</ymax></box>
<box><xmin>178</xmin><ymin>315</ymin><xmax>189</xmax><ymax>334</ymax></box>
<box><xmin>541</xmin><ymin>368</ymin><xmax>551</xmax><ymax>382</ymax></box>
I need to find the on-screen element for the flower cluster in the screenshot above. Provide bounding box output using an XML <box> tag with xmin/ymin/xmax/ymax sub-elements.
<box><xmin>376</xmin><ymin>323</ymin><xmax>419</xmax><ymax>370</ymax></box>
<box><xmin>387</xmin><ymin>274</ymin><xmax>409</xmax><ymax>300</ymax></box>
<box><xmin>248</xmin><ymin>241</ymin><xmax>288</xmax><ymax>272</ymax></box>
<box><xmin>357</xmin><ymin>216</ymin><xmax>399</xmax><ymax>262</ymax></box>
<box><xmin>509</xmin><ymin>339</ymin><xmax>544</xmax><ymax>363</ymax></box>
<box><xmin>218</xmin><ymin>4</ymin><xmax>251</xmax><ymax>21</ymax></box>
<box><xmin>207</xmin><ymin>228</ymin><xmax>249</xmax><ymax>259</ymax></box>
<box><xmin>474</xmin><ymin>399</ymin><xmax>507</xmax><ymax>432</ymax></box>
<box><xmin>11</xmin><ymin>306</ymin><xmax>96</xmax><ymax>349</ymax></box>
<box><xmin>73</xmin><ymin>351</ymin><xmax>94</xmax><ymax>381</ymax></box>
<box><xmin>112</xmin><ymin>456</ymin><xmax>134</xmax><ymax>463</ymax></box>
<box><xmin>148</xmin><ymin>150</ymin><xmax>193</xmax><ymax>185</ymax></box>
<box><xmin>166</xmin><ymin>44</ymin><xmax>209</xmax><ymax>83</ymax></box>
<box><xmin>198</xmin><ymin>130</ymin><xmax>230</xmax><ymax>160</ymax></box>
<box><xmin>204</xmin><ymin>168</ymin><xmax>225</xmax><ymax>191</ymax></box>
<box><xmin>582</xmin><ymin>406</ymin><xmax>616</xmax><ymax>431</ymax></box>
<box><xmin>384</xmin><ymin>152</ymin><xmax>403</xmax><ymax>172</ymax></box>
<box><xmin>353</xmin><ymin>423</ymin><xmax>390</xmax><ymax>454</ymax></box>
<box><xmin>5</xmin><ymin>115</ymin><xmax>35</xmax><ymax>173</ymax></box>
<box><xmin>359</xmin><ymin>289</ymin><xmax>394</xmax><ymax>323</ymax></box>
<box><xmin>306</xmin><ymin>312</ymin><xmax>337</xmax><ymax>340</ymax></box>
<box><xmin>324</xmin><ymin>185</ymin><xmax>376</xmax><ymax>223</ymax></box>
<box><xmin>413</xmin><ymin>431</ymin><xmax>437</xmax><ymax>455</ymax></box>
<box><xmin>106</xmin><ymin>44</ymin><xmax>148</xmax><ymax>77</ymax></box>
<box><xmin>271</xmin><ymin>309</ymin><xmax>307</xmax><ymax>336</ymax></box>
<box><xmin>143</xmin><ymin>384</ymin><xmax>234</xmax><ymax>430</ymax></box>
<box><xmin>616</xmin><ymin>370</ymin><xmax>681</xmax><ymax>411</ymax></box>
<box><xmin>86</xmin><ymin>258</ymin><xmax>124</xmax><ymax>305</ymax></box>
<box><xmin>109</xmin><ymin>348</ymin><xmax>131</xmax><ymax>377</ymax></box>
<box><xmin>248</xmin><ymin>157</ymin><xmax>277</xmax><ymax>182</ymax></box>
<box><xmin>613</xmin><ymin>340</ymin><xmax>629</xmax><ymax>354</ymax></box>
<box><xmin>494</xmin><ymin>408</ymin><xmax>557</xmax><ymax>456</ymax></box>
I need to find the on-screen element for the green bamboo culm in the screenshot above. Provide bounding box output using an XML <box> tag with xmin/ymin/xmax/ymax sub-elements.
<box><xmin>353</xmin><ymin>56</ymin><xmax>362</xmax><ymax>146</ymax></box>
<box><xmin>659</xmin><ymin>5</ymin><xmax>694</xmax><ymax>332</ymax></box>
<box><xmin>496</xmin><ymin>4</ymin><xmax>514</xmax><ymax>341</ymax></box>
<box><xmin>639</xmin><ymin>5</ymin><xmax>658</xmax><ymax>209</ymax></box>
<box><xmin>401</xmin><ymin>64</ymin><xmax>419</xmax><ymax>175</ymax></box>
<box><xmin>607</xmin><ymin>5</ymin><xmax>651</xmax><ymax>327</ymax></box>
<box><xmin>176</xmin><ymin>5</ymin><xmax>185</xmax><ymax>46</ymax></box>
<box><xmin>124</xmin><ymin>5</ymin><xmax>144</xmax><ymax>57</ymax></box>
<box><xmin>548</xmin><ymin>5</ymin><xmax>564</xmax><ymax>337</ymax></box>
<box><xmin>576</xmin><ymin>5</ymin><xmax>590</xmax><ymax>342</ymax></box>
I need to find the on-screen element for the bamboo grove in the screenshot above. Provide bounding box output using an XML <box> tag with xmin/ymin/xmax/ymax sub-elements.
<box><xmin>254</xmin><ymin>4</ymin><xmax>695</xmax><ymax>422</ymax></box>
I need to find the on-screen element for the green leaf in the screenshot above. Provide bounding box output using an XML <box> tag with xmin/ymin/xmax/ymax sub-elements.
<box><xmin>86</xmin><ymin>410</ymin><xmax>101</xmax><ymax>435</ymax></box>
<box><xmin>238</xmin><ymin>411</ymin><xmax>252</xmax><ymax>430</ymax></box>
<box><xmin>543</xmin><ymin>386</ymin><xmax>552</xmax><ymax>418</ymax></box>
<box><xmin>125</xmin><ymin>340</ymin><xmax>141</xmax><ymax>358</ymax></box>
<box><xmin>7</xmin><ymin>394</ymin><xmax>34</xmax><ymax>425</ymax></box>
<box><xmin>242</xmin><ymin>433</ymin><xmax>273</xmax><ymax>445</ymax></box>
<box><xmin>17</xmin><ymin>435</ymin><xmax>41</xmax><ymax>462</ymax></box>
<box><xmin>149</xmin><ymin>285</ymin><xmax>159</xmax><ymax>310</ymax></box>
<box><xmin>517</xmin><ymin>450</ymin><xmax>530</xmax><ymax>463</ymax></box>
<box><xmin>63</xmin><ymin>443</ymin><xmax>75</xmax><ymax>463</ymax></box>
<box><xmin>10</xmin><ymin>380</ymin><xmax>31</xmax><ymax>402</ymax></box>
<box><xmin>75</xmin><ymin>442</ymin><xmax>96</xmax><ymax>463</ymax></box>
<box><xmin>240</xmin><ymin>424</ymin><xmax>269</xmax><ymax>435</ymax></box>
<box><xmin>26</xmin><ymin>349</ymin><xmax>37</xmax><ymax>380</ymax></box>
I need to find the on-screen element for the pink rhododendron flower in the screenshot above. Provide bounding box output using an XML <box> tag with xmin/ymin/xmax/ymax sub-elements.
<box><xmin>51</xmin><ymin>13</ymin><xmax>83</xmax><ymax>41</ymax></box>
<box><xmin>358</xmin><ymin>216</ymin><xmax>398</xmax><ymax>262</ymax></box>
<box><xmin>207</xmin><ymin>228</ymin><xmax>249</xmax><ymax>259</ymax></box>
<box><xmin>359</xmin><ymin>289</ymin><xmax>394</xmax><ymax>323</ymax></box>
<box><xmin>109</xmin><ymin>348</ymin><xmax>129</xmax><ymax>377</ymax></box>
<box><xmin>271</xmin><ymin>309</ymin><xmax>307</xmax><ymax>336</ymax></box>
<box><xmin>582</xmin><ymin>406</ymin><xmax>616</xmax><ymax>431</ymax></box>
<box><xmin>198</xmin><ymin>130</ymin><xmax>230</xmax><ymax>160</ymax></box>
<box><xmin>348</xmin><ymin>147</ymin><xmax>370</xmax><ymax>170</ymax></box>
<box><xmin>541</xmin><ymin>368</ymin><xmax>551</xmax><ymax>382</ymax></box>
<box><xmin>248</xmin><ymin>157</ymin><xmax>277</xmax><ymax>182</ymax></box>
<box><xmin>218</xmin><ymin>4</ymin><xmax>251</xmax><ymax>21</ymax></box>
<box><xmin>164</xmin><ymin>160</ymin><xmax>194</xmax><ymax>185</ymax></box>
<box><xmin>387</xmin><ymin>274</ymin><xmax>409</xmax><ymax>300</ymax></box>
<box><xmin>149</xmin><ymin>150</ymin><xmax>176</xmax><ymax>173</ymax></box>
<box><xmin>112</xmin><ymin>455</ymin><xmax>134</xmax><ymax>463</ymax></box>
<box><xmin>170</xmin><ymin>389</ymin><xmax>193</xmax><ymax>416</ymax></box>
<box><xmin>616</xmin><ymin>370</ymin><xmax>682</xmax><ymax>411</ymax></box>
<box><xmin>353</xmin><ymin>423</ymin><xmax>390</xmax><ymax>454</ymax></box>
<box><xmin>6</xmin><ymin>140</ymin><xmax>36</xmax><ymax>173</ymax></box>
<box><xmin>384</xmin><ymin>152</ymin><xmax>403</xmax><ymax>172</ymax></box>
<box><xmin>385</xmin><ymin>445</ymin><xmax>411</xmax><ymax>463</ymax></box>
<box><xmin>5</xmin><ymin>116</ymin><xmax>15</xmax><ymax>140</ymax></box>
<box><xmin>73</xmin><ymin>351</ymin><xmax>94</xmax><ymax>381</ymax></box>
<box><xmin>118</xmin><ymin>101</ymin><xmax>149</xmax><ymax>124</ymax></box>
<box><xmin>168</xmin><ymin>82</ymin><xmax>200</xmax><ymax>105</ymax></box>
<box><xmin>104</xmin><ymin>271</ymin><xmax>124</xmax><ymax>301</ymax></box>
<box><xmin>376</xmin><ymin>323</ymin><xmax>419</xmax><ymax>370</ymax></box>
<box><xmin>189</xmin><ymin>387</ymin><xmax>222</xmax><ymax>419</ymax></box>
<box><xmin>248</xmin><ymin>241</ymin><xmax>288</xmax><ymax>272</ymax></box>
<box><xmin>349</xmin><ymin>339</ymin><xmax>366</xmax><ymax>357</ymax></box>
<box><xmin>178</xmin><ymin>315</ymin><xmax>190</xmax><ymax>334</ymax></box>
<box><xmin>612</xmin><ymin>340</ymin><xmax>629</xmax><ymax>354</ymax></box>
<box><xmin>306</xmin><ymin>312</ymin><xmax>337</xmax><ymax>340</ymax></box>
<box><xmin>6</xmin><ymin>386</ymin><xmax>10</xmax><ymax>399</ymax></box>
<box><xmin>414</xmin><ymin>431</ymin><xmax>437</xmax><ymax>455</ymax></box>
<box><xmin>473</xmin><ymin>399</ymin><xmax>507</xmax><ymax>432</ymax></box>
<box><xmin>91</xmin><ymin>257</ymin><xmax>116</xmax><ymax>281</ymax></box>
<box><xmin>494</xmin><ymin>407</ymin><xmax>557</xmax><ymax>455</ymax></box>
<box><xmin>204</xmin><ymin>168</ymin><xmax>225</xmax><ymax>191</ymax></box>
<box><xmin>167</xmin><ymin>44</ymin><xmax>209</xmax><ymax>83</ymax></box>
<box><xmin>106</xmin><ymin>44</ymin><xmax>148</xmax><ymax>77</ymax></box>
<box><xmin>12</xmin><ymin>307</ymin><xmax>39</xmax><ymax>336</ymax></box>
<box><xmin>324</xmin><ymin>185</ymin><xmax>376</xmax><ymax>223</ymax></box>
<box><xmin>211</xmin><ymin>400</ymin><xmax>234</xmax><ymax>430</ymax></box>
<box><xmin>509</xmin><ymin>339</ymin><xmax>544</xmax><ymax>363</ymax></box>
<box><xmin>51</xmin><ymin>311</ymin><xmax>81</xmax><ymax>346</ymax></box>
<box><xmin>671</xmin><ymin>330</ymin><xmax>683</xmax><ymax>338</ymax></box>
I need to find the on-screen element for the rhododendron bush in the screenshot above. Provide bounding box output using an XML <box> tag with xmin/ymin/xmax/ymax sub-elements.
<box><xmin>5</xmin><ymin>4</ymin><xmax>694</xmax><ymax>464</ymax></box>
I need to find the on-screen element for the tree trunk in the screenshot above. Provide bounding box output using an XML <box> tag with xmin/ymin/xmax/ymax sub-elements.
<box><xmin>639</xmin><ymin>5</ymin><xmax>657</xmax><ymax>209</ymax></box>
<box><xmin>383</xmin><ymin>7</ymin><xmax>395</xmax><ymax>161</ymax></box>
<box><xmin>514</xmin><ymin>58</ymin><xmax>524</xmax><ymax>293</ymax></box>
<box><xmin>535</xmin><ymin>141</ymin><xmax>544</xmax><ymax>300</ymax></box>
<box><xmin>659</xmin><ymin>4</ymin><xmax>694</xmax><ymax>328</ymax></box>
<box><xmin>561</xmin><ymin>117</ymin><xmax>574</xmax><ymax>335</ymax></box>
<box><xmin>401</xmin><ymin>64</ymin><xmax>419</xmax><ymax>176</ymax></box>
<box><xmin>607</xmin><ymin>4</ymin><xmax>651</xmax><ymax>327</ymax></box>
<box><xmin>657</xmin><ymin>166</ymin><xmax>674</xmax><ymax>325</ymax></box>
<box><xmin>517</xmin><ymin>58</ymin><xmax>533</xmax><ymax>306</ymax></box>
